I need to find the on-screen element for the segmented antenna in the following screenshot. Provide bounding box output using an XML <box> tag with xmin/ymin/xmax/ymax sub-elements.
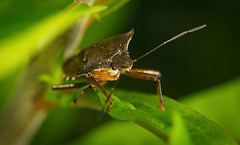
<box><xmin>133</xmin><ymin>24</ymin><xmax>206</xmax><ymax>63</ymax></box>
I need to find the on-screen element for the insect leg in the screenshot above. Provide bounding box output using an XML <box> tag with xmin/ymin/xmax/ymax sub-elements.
<box><xmin>52</xmin><ymin>81</ymin><xmax>108</xmax><ymax>104</ymax></box>
<box><xmin>123</xmin><ymin>68</ymin><xmax>165</xmax><ymax>111</ymax></box>
<box><xmin>88</xmin><ymin>77</ymin><xmax>113</xmax><ymax>111</ymax></box>
<box><xmin>73</xmin><ymin>81</ymin><xmax>107</xmax><ymax>104</ymax></box>
<box><xmin>73</xmin><ymin>85</ymin><xmax>92</xmax><ymax>104</ymax></box>
<box><xmin>100</xmin><ymin>76</ymin><xmax>121</xmax><ymax>112</ymax></box>
<box><xmin>109</xmin><ymin>76</ymin><xmax>121</xmax><ymax>100</ymax></box>
<box><xmin>51</xmin><ymin>82</ymin><xmax>90</xmax><ymax>90</ymax></box>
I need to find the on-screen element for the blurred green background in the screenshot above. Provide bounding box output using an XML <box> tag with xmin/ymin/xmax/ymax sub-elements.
<box><xmin>0</xmin><ymin>0</ymin><xmax>239</xmax><ymax>145</ymax></box>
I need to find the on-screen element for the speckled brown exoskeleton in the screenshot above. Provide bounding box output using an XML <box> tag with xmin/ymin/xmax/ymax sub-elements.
<box><xmin>52</xmin><ymin>24</ymin><xmax>206</xmax><ymax>111</ymax></box>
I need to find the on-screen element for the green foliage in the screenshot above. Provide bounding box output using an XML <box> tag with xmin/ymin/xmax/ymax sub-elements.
<box><xmin>0</xmin><ymin>3</ymin><xmax>106</xmax><ymax>81</ymax></box>
<box><xmin>182</xmin><ymin>78</ymin><xmax>240</xmax><ymax>143</ymax></box>
<box><xmin>169</xmin><ymin>112</ymin><xmax>193</xmax><ymax>145</ymax></box>
<box><xmin>69</xmin><ymin>121</ymin><xmax>166</xmax><ymax>145</ymax></box>
<box><xmin>0</xmin><ymin>0</ymin><xmax>239</xmax><ymax>145</ymax></box>
<box><xmin>93</xmin><ymin>87</ymin><xmax>238</xmax><ymax>145</ymax></box>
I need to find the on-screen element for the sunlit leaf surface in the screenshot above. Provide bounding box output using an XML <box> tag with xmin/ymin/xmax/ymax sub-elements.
<box><xmin>182</xmin><ymin>77</ymin><xmax>240</xmax><ymax>143</ymax></box>
<box><xmin>94</xmin><ymin>88</ymin><xmax>238</xmax><ymax>145</ymax></box>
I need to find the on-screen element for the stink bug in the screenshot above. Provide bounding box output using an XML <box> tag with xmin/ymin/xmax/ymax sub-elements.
<box><xmin>52</xmin><ymin>24</ymin><xmax>206</xmax><ymax>111</ymax></box>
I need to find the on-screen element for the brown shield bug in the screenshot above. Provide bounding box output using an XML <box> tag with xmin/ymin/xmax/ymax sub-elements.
<box><xmin>52</xmin><ymin>24</ymin><xmax>206</xmax><ymax>111</ymax></box>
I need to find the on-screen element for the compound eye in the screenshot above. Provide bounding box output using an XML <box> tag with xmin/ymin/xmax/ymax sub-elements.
<box><xmin>112</xmin><ymin>64</ymin><xmax>117</xmax><ymax>70</ymax></box>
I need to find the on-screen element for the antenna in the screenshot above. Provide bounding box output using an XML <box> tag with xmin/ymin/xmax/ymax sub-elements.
<box><xmin>133</xmin><ymin>24</ymin><xmax>206</xmax><ymax>63</ymax></box>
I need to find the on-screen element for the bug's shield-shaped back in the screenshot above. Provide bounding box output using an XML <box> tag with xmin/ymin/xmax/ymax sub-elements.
<box><xmin>81</xmin><ymin>29</ymin><xmax>134</xmax><ymax>73</ymax></box>
<box><xmin>63</xmin><ymin>29</ymin><xmax>134</xmax><ymax>77</ymax></box>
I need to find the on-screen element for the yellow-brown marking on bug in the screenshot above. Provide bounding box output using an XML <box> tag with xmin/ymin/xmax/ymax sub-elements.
<box><xmin>92</xmin><ymin>68</ymin><xmax>102</xmax><ymax>72</ymax></box>
<box><xmin>124</xmin><ymin>66</ymin><xmax>132</xmax><ymax>72</ymax></box>
<box><xmin>83</xmin><ymin>57</ymin><xmax>87</xmax><ymax>62</ymax></box>
<box><xmin>92</xmin><ymin>68</ymin><xmax>119</xmax><ymax>75</ymax></box>
<box><xmin>109</xmin><ymin>50</ymin><xmax>122</xmax><ymax>62</ymax></box>
<box><xmin>90</xmin><ymin>68</ymin><xmax>120</xmax><ymax>81</ymax></box>
<box><xmin>62</xmin><ymin>73</ymin><xmax>67</xmax><ymax>78</ymax></box>
<box><xmin>125</xmin><ymin>36</ymin><xmax>132</xmax><ymax>49</ymax></box>
<box><xmin>119</xmin><ymin>65</ymin><xmax>133</xmax><ymax>74</ymax></box>
<box><xmin>83</xmin><ymin>51</ymin><xmax>88</xmax><ymax>62</ymax></box>
<box><xmin>91</xmin><ymin>71</ymin><xmax>119</xmax><ymax>81</ymax></box>
<box><xmin>75</xmin><ymin>49</ymin><xmax>81</xmax><ymax>55</ymax></box>
<box><xmin>65</xmin><ymin>76</ymin><xmax>70</xmax><ymax>81</ymax></box>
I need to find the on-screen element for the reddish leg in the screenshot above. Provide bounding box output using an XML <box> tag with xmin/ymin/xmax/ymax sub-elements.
<box><xmin>123</xmin><ymin>68</ymin><xmax>165</xmax><ymax>111</ymax></box>
<box><xmin>52</xmin><ymin>81</ymin><xmax>107</xmax><ymax>105</ymax></box>
<box><xmin>88</xmin><ymin>77</ymin><xmax>113</xmax><ymax>111</ymax></box>
<box><xmin>73</xmin><ymin>85</ymin><xmax>92</xmax><ymax>104</ymax></box>
<box><xmin>73</xmin><ymin>81</ymin><xmax>107</xmax><ymax>103</ymax></box>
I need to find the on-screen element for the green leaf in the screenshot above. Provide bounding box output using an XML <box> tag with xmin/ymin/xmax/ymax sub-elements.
<box><xmin>181</xmin><ymin>77</ymin><xmax>240</xmax><ymax>143</ymax></box>
<box><xmin>0</xmin><ymin>4</ymin><xmax>107</xmax><ymax>81</ymax></box>
<box><xmin>93</xmin><ymin>88</ymin><xmax>238</xmax><ymax>145</ymax></box>
<box><xmin>0</xmin><ymin>0</ymin><xmax>69</xmax><ymax>39</ymax></box>
<box><xmin>69</xmin><ymin>121</ymin><xmax>166</xmax><ymax>145</ymax></box>
<box><xmin>169</xmin><ymin>112</ymin><xmax>193</xmax><ymax>145</ymax></box>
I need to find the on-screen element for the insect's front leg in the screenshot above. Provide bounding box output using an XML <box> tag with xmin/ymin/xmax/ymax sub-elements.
<box><xmin>52</xmin><ymin>82</ymin><xmax>90</xmax><ymax>90</ymax></box>
<box><xmin>72</xmin><ymin>81</ymin><xmax>107</xmax><ymax>104</ymax></box>
<box><xmin>123</xmin><ymin>68</ymin><xmax>165</xmax><ymax>111</ymax></box>
<box><xmin>88</xmin><ymin>76</ymin><xmax>113</xmax><ymax>112</ymax></box>
<box><xmin>52</xmin><ymin>81</ymin><xmax>107</xmax><ymax>104</ymax></box>
<box><xmin>52</xmin><ymin>82</ymin><xmax>92</xmax><ymax>104</ymax></box>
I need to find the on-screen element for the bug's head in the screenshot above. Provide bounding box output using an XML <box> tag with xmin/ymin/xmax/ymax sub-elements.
<box><xmin>109</xmin><ymin>29</ymin><xmax>134</xmax><ymax>72</ymax></box>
